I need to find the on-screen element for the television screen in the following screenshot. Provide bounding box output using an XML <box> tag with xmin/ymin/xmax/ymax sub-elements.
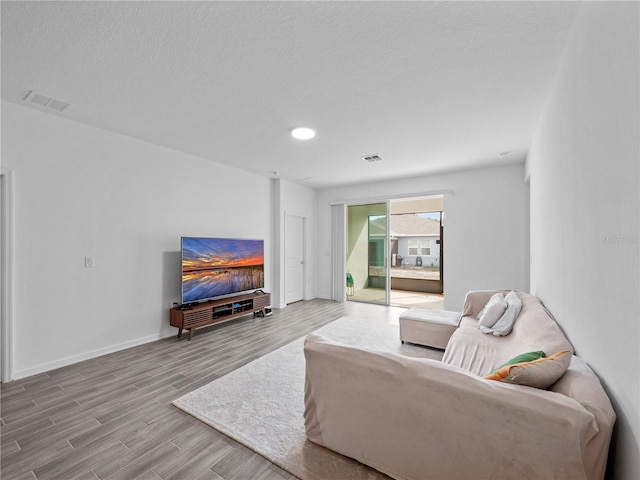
<box><xmin>181</xmin><ymin>237</ymin><xmax>264</xmax><ymax>304</ymax></box>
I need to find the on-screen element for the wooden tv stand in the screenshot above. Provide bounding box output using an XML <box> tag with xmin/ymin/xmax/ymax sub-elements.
<box><xmin>170</xmin><ymin>291</ymin><xmax>271</xmax><ymax>340</ymax></box>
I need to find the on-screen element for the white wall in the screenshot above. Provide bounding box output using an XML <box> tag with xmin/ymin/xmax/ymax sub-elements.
<box><xmin>316</xmin><ymin>163</ymin><xmax>529</xmax><ymax>310</ymax></box>
<box><xmin>271</xmin><ymin>178</ymin><xmax>316</xmax><ymax>308</ymax></box>
<box><xmin>527</xmin><ymin>2</ymin><xmax>639</xmax><ymax>477</ymax></box>
<box><xmin>2</xmin><ymin>101</ymin><xmax>272</xmax><ymax>379</ymax></box>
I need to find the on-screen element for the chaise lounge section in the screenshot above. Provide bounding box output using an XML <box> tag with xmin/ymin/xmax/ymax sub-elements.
<box><xmin>303</xmin><ymin>290</ymin><xmax>615</xmax><ymax>480</ymax></box>
<box><xmin>399</xmin><ymin>308</ymin><xmax>461</xmax><ymax>349</ymax></box>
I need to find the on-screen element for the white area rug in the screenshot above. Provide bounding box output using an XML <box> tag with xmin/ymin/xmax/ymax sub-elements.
<box><xmin>173</xmin><ymin>316</ymin><xmax>443</xmax><ymax>480</ymax></box>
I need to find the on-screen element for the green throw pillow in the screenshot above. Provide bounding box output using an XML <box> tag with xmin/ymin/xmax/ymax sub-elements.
<box><xmin>488</xmin><ymin>351</ymin><xmax>546</xmax><ymax>375</ymax></box>
<box><xmin>485</xmin><ymin>351</ymin><xmax>572</xmax><ymax>389</ymax></box>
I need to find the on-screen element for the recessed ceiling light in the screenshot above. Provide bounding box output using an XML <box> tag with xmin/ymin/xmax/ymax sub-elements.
<box><xmin>291</xmin><ymin>127</ymin><xmax>316</xmax><ymax>140</ymax></box>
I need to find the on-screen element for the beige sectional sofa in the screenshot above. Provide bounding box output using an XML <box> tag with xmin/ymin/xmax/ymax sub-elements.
<box><xmin>303</xmin><ymin>290</ymin><xmax>615</xmax><ymax>480</ymax></box>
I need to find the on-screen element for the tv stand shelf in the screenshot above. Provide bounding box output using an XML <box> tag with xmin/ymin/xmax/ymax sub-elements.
<box><xmin>170</xmin><ymin>291</ymin><xmax>271</xmax><ymax>340</ymax></box>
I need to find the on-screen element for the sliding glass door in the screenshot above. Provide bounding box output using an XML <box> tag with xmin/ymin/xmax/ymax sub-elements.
<box><xmin>346</xmin><ymin>203</ymin><xmax>389</xmax><ymax>304</ymax></box>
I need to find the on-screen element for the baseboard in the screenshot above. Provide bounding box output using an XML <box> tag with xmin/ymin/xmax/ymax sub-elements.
<box><xmin>12</xmin><ymin>331</ymin><xmax>175</xmax><ymax>381</ymax></box>
<box><xmin>274</xmin><ymin>296</ymin><xmax>317</xmax><ymax>309</ymax></box>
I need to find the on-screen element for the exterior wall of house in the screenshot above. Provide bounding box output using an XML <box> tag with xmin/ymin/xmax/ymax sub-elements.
<box><xmin>397</xmin><ymin>236</ymin><xmax>440</xmax><ymax>267</ymax></box>
<box><xmin>527</xmin><ymin>2</ymin><xmax>639</xmax><ymax>477</ymax></box>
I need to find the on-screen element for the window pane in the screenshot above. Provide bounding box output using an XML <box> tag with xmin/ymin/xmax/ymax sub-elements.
<box><xmin>408</xmin><ymin>239</ymin><xmax>418</xmax><ymax>255</ymax></box>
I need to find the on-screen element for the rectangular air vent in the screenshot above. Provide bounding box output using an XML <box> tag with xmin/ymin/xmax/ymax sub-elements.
<box><xmin>362</xmin><ymin>154</ymin><xmax>382</xmax><ymax>163</ymax></box>
<box><xmin>24</xmin><ymin>91</ymin><xmax>70</xmax><ymax>112</ymax></box>
<box><xmin>48</xmin><ymin>99</ymin><xmax>71</xmax><ymax>111</ymax></box>
<box><xmin>28</xmin><ymin>93</ymin><xmax>51</xmax><ymax>106</ymax></box>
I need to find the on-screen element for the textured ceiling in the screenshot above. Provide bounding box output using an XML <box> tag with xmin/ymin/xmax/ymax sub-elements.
<box><xmin>1</xmin><ymin>1</ymin><xmax>580</xmax><ymax>188</ymax></box>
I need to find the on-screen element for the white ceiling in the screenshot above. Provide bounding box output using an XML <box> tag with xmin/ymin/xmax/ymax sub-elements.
<box><xmin>1</xmin><ymin>1</ymin><xmax>580</xmax><ymax>189</ymax></box>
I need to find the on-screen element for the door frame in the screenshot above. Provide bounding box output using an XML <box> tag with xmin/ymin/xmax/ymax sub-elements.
<box><xmin>345</xmin><ymin>200</ymin><xmax>391</xmax><ymax>306</ymax></box>
<box><xmin>1</xmin><ymin>169</ymin><xmax>14</xmax><ymax>383</ymax></box>
<box><xmin>333</xmin><ymin>190</ymin><xmax>452</xmax><ymax>306</ymax></box>
<box><xmin>284</xmin><ymin>212</ymin><xmax>306</xmax><ymax>305</ymax></box>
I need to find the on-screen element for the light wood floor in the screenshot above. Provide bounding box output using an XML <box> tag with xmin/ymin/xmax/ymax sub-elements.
<box><xmin>1</xmin><ymin>299</ymin><xmax>411</xmax><ymax>480</ymax></box>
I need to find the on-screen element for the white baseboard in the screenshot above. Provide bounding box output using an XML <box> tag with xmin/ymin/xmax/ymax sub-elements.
<box><xmin>12</xmin><ymin>331</ymin><xmax>175</xmax><ymax>381</ymax></box>
<box><xmin>10</xmin><ymin>297</ymin><xmax>322</xmax><ymax>381</ymax></box>
<box><xmin>274</xmin><ymin>295</ymin><xmax>317</xmax><ymax>309</ymax></box>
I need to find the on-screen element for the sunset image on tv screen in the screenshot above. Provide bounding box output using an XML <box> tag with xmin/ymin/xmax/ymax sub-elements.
<box><xmin>182</xmin><ymin>237</ymin><xmax>264</xmax><ymax>303</ymax></box>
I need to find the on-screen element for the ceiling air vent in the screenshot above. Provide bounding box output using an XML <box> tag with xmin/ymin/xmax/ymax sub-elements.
<box><xmin>362</xmin><ymin>154</ymin><xmax>382</xmax><ymax>163</ymax></box>
<box><xmin>23</xmin><ymin>91</ymin><xmax>70</xmax><ymax>112</ymax></box>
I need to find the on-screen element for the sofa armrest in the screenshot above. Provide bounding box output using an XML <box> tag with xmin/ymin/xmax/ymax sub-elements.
<box><xmin>304</xmin><ymin>333</ymin><xmax>601</xmax><ymax>480</ymax></box>
<box><xmin>550</xmin><ymin>356</ymin><xmax>616</xmax><ymax>480</ymax></box>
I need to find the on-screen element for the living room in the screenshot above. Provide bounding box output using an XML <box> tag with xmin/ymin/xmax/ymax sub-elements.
<box><xmin>1</xmin><ymin>1</ymin><xmax>638</xmax><ymax>479</ymax></box>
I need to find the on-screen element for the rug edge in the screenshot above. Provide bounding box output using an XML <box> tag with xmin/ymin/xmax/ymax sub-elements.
<box><xmin>171</xmin><ymin>399</ymin><xmax>309</xmax><ymax>479</ymax></box>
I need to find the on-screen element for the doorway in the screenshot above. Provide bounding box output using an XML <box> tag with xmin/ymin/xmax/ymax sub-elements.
<box><xmin>389</xmin><ymin>197</ymin><xmax>444</xmax><ymax>309</ymax></box>
<box><xmin>345</xmin><ymin>196</ymin><xmax>444</xmax><ymax>309</ymax></box>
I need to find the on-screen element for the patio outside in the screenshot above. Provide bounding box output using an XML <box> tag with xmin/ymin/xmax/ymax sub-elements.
<box><xmin>352</xmin><ymin>286</ymin><xmax>444</xmax><ymax>310</ymax></box>
<box><xmin>370</xmin><ymin>264</ymin><xmax>440</xmax><ymax>280</ymax></box>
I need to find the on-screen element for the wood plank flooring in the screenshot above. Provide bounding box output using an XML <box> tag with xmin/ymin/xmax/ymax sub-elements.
<box><xmin>1</xmin><ymin>299</ymin><xmax>410</xmax><ymax>480</ymax></box>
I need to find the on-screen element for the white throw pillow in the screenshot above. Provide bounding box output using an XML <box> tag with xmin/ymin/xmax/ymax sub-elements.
<box><xmin>477</xmin><ymin>293</ymin><xmax>507</xmax><ymax>329</ymax></box>
<box><xmin>490</xmin><ymin>290</ymin><xmax>523</xmax><ymax>336</ymax></box>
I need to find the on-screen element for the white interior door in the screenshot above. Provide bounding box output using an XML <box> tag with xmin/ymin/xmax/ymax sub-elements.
<box><xmin>285</xmin><ymin>214</ymin><xmax>305</xmax><ymax>304</ymax></box>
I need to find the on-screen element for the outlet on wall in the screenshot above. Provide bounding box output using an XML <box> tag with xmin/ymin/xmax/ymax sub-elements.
<box><xmin>84</xmin><ymin>256</ymin><xmax>95</xmax><ymax>268</ymax></box>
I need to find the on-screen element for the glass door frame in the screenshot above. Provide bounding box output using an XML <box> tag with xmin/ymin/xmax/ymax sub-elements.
<box><xmin>345</xmin><ymin>200</ymin><xmax>391</xmax><ymax>306</ymax></box>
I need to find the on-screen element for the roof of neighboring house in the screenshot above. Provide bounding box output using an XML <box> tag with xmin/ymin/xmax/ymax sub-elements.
<box><xmin>370</xmin><ymin>214</ymin><xmax>441</xmax><ymax>237</ymax></box>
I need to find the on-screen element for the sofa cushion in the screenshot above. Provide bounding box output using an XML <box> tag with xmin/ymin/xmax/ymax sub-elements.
<box><xmin>477</xmin><ymin>293</ymin><xmax>507</xmax><ymax>328</ymax></box>
<box><xmin>485</xmin><ymin>350</ymin><xmax>572</xmax><ymax>389</ymax></box>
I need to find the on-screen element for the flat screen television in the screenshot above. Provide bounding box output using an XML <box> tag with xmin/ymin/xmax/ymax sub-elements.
<box><xmin>181</xmin><ymin>237</ymin><xmax>264</xmax><ymax>305</ymax></box>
